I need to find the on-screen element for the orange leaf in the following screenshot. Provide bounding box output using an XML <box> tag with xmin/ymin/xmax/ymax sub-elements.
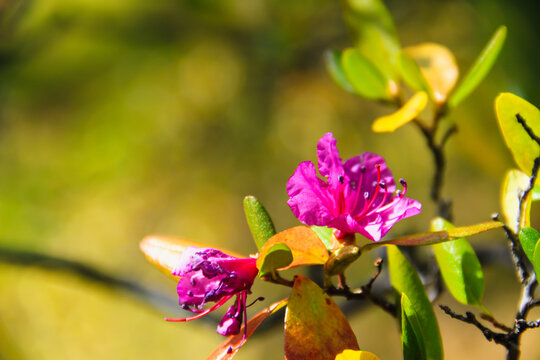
<box><xmin>206</xmin><ymin>298</ymin><xmax>288</xmax><ymax>360</ymax></box>
<box><xmin>284</xmin><ymin>275</ymin><xmax>359</xmax><ymax>360</ymax></box>
<box><xmin>257</xmin><ymin>226</ymin><xmax>329</xmax><ymax>271</ymax></box>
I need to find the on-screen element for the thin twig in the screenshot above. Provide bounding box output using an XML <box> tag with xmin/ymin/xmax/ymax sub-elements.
<box><xmin>516</xmin><ymin>114</ymin><xmax>540</xmax><ymax>145</ymax></box>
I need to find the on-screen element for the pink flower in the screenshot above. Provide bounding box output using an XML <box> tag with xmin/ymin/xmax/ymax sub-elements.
<box><xmin>287</xmin><ymin>133</ymin><xmax>421</xmax><ymax>242</ymax></box>
<box><xmin>166</xmin><ymin>247</ymin><xmax>258</xmax><ymax>337</ymax></box>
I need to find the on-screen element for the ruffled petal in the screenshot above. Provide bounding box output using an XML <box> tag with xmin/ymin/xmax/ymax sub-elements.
<box><xmin>216</xmin><ymin>295</ymin><xmax>243</xmax><ymax>336</ymax></box>
<box><xmin>287</xmin><ymin>161</ymin><xmax>335</xmax><ymax>226</ymax></box>
<box><xmin>317</xmin><ymin>133</ymin><xmax>346</xmax><ymax>187</ymax></box>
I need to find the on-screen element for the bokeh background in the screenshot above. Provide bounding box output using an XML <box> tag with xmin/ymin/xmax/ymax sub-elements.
<box><xmin>0</xmin><ymin>0</ymin><xmax>539</xmax><ymax>359</ymax></box>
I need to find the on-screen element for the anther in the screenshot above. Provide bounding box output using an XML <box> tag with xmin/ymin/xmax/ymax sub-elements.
<box><xmin>338</xmin><ymin>175</ymin><xmax>344</xmax><ymax>184</ymax></box>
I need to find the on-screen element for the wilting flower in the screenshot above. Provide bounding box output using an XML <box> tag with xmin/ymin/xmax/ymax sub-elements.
<box><xmin>287</xmin><ymin>133</ymin><xmax>421</xmax><ymax>242</ymax></box>
<box><xmin>166</xmin><ymin>246</ymin><xmax>259</xmax><ymax>337</ymax></box>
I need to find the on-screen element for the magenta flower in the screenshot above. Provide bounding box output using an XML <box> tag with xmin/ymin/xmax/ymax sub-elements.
<box><xmin>165</xmin><ymin>246</ymin><xmax>259</xmax><ymax>337</ymax></box>
<box><xmin>287</xmin><ymin>133</ymin><xmax>421</xmax><ymax>242</ymax></box>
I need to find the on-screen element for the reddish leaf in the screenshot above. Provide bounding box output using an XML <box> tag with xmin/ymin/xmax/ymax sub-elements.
<box><xmin>284</xmin><ymin>275</ymin><xmax>359</xmax><ymax>360</ymax></box>
<box><xmin>257</xmin><ymin>226</ymin><xmax>329</xmax><ymax>271</ymax></box>
<box><xmin>206</xmin><ymin>298</ymin><xmax>288</xmax><ymax>360</ymax></box>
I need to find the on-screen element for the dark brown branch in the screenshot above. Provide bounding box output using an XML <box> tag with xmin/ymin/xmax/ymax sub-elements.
<box><xmin>516</xmin><ymin>114</ymin><xmax>540</xmax><ymax>145</ymax></box>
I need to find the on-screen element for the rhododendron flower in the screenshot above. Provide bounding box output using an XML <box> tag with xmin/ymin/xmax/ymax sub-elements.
<box><xmin>287</xmin><ymin>133</ymin><xmax>421</xmax><ymax>242</ymax></box>
<box><xmin>166</xmin><ymin>246</ymin><xmax>258</xmax><ymax>337</ymax></box>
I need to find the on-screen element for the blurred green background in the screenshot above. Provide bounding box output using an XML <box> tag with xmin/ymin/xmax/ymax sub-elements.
<box><xmin>0</xmin><ymin>0</ymin><xmax>539</xmax><ymax>359</ymax></box>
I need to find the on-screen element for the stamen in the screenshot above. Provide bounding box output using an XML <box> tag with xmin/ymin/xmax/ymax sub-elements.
<box><xmin>338</xmin><ymin>175</ymin><xmax>344</xmax><ymax>184</ymax></box>
<box><xmin>355</xmin><ymin>165</ymin><xmax>382</xmax><ymax>218</ymax></box>
<box><xmin>227</xmin><ymin>291</ymin><xmax>250</xmax><ymax>353</ymax></box>
<box><xmin>348</xmin><ymin>164</ymin><xmax>366</xmax><ymax>212</ymax></box>
<box><xmin>399</xmin><ymin>179</ymin><xmax>408</xmax><ymax>196</ymax></box>
<box><xmin>246</xmin><ymin>297</ymin><xmax>265</xmax><ymax>308</ymax></box>
<box><xmin>165</xmin><ymin>295</ymin><xmax>232</xmax><ymax>322</ymax></box>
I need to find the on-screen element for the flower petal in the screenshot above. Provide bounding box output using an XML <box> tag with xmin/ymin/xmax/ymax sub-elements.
<box><xmin>368</xmin><ymin>196</ymin><xmax>422</xmax><ymax>241</ymax></box>
<box><xmin>317</xmin><ymin>133</ymin><xmax>346</xmax><ymax>187</ymax></box>
<box><xmin>287</xmin><ymin>161</ymin><xmax>335</xmax><ymax>226</ymax></box>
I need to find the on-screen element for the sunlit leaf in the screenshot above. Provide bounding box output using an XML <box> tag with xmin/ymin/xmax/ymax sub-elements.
<box><xmin>501</xmin><ymin>169</ymin><xmax>532</xmax><ymax>233</ymax></box>
<box><xmin>388</xmin><ymin>246</ymin><xmax>443</xmax><ymax>360</ymax></box>
<box><xmin>519</xmin><ymin>227</ymin><xmax>540</xmax><ymax>276</ymax></box>
<box><xmin>360</xmin><ymin>221</ymin><xmax>503</xmax><ymax>251</ymax></box>
<box><xmin>372</xmin><ymin>91</ymin><xmax>428</xmax><ymax>132</ymax></box>
<box><xmin>325</xmin><ymin>50</ymin><xmax>354</xmax><ymax>93</ymax></box>
<box><xmin>207</xmin><ymin>298</ymin><xmax>288</xmax><ymax>360</ymax></box>
<box><xmin>256</xmin><ymin>226</ymin><xmax>329</xmax><ymax>271</ymax></box>
<box><xmin>401</xmin><ymin>293</ymin><xmax>426</xmax><ymax>360</ymax></box>
<box><xmin>533</xmin><ymin>186</ymin><xmax>540</xmax><ymax>201</ymax></box>
<box><xmin>140</xmin><ymin>236</ymin><xmax>246</xmax><ymax>281</ymax></box>
<box><xmin>284</xmin><ymin>275</ymin><xmax>359</xmax><ymax>360</ymax></box>
<box><xmin>342</xmin><ymin>0</ymin><xmax>400</xmax><ymax>81</ymax></box>
<box><xmin>404</xmin><ymin>43</ymin><xmax>459</xmax><ymax>104</ymax></box>
<box><xmin>448</xmin><ymin>26</ymin><xmax>507</xmax><ymax>108</ymax></box>
<box><xmin>431</xmin><ymin>218</ymin><xmax>484</xmax><ymax>306</ymax></box>
<box><xmin>397</xmin><ymin>51</ymin><xmax>432</xmax><ymax>97</ymax></box>
<box><xmin>311</xmin><ymin>225</ymin><xmax>334</xmax><ymax>251</ymax></box>
<box><xmin>257</xmin><ymin>243</ymin><xmax>293</xmax><ymax>276</ymax></box>
<box><xmin>244</xmin><ymin>195</ymin><xmax>277</xmax><ymax>251</ymax></box>
<box><xmin>335</xmin><ymin>349</ymin><xmax>380</xmax><ymax>360</ymax></box>
<box><xmin>341</xmin><ymin>48</ymin><xmax>391</xmax><ymax>100</ymax></box>
<box><xmin>495</xmin><ymin>93</ymin><xmax>540</xmax><ymax>181</ymax></box>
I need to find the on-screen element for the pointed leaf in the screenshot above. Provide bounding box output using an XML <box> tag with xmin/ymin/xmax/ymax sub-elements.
<box><xmin>404</xmin><ymin>43</ymin><xmax>459</xmax><ymax>104</ymax></box>
<box><xmin>534</xmin><ymin>240</ymin><xmax>540</xmax><ymax>278</ymax></box>
<box><xmin>284</xmin><ymin>275</ymin><xmax>359</xmax><ymax>360</ymax></box>
<box><xmin>495</xmin><ymin>93</ymin><xmax>540</xmax><ymax>181</ymax></box>
<box><xmin>311</xmin><ymin>225</ymin><xmax>334</xmax><ymax>251</ymax></box>
<box><xmin>244</xmin><ymin>195</ymin><xmax>277</xmax><ymax>251</ymax></box>
<box><xmin>449</xmin><ymin>26</ymin><xmax>507</xmax><ymax>107</ymax></box>
<box><xmin>257</xmin><ymin>243</ymin><xmax>293</xmax><ymax>276</ymax></box>
<box><xmin>342</xmin><ymin>0</ymin><xmax>400</xmax><ymax>81</ymax></box>
<box><xmin>342</xmin><ymin>48</ymin><xmax>391</xmax><ymax>100</ymax></box>
<box><xmin>431</xmin><ymin>217</ymin><xmax>484</xmax><ymax>306</ymax></box>
<box><xmin>140</xmin><ymin>236</ymin><xmax>246</xmax><ymax>281</ymax></box>
<box><xmin>401</xmin><ymin>293</ymin><xmax>427</xmax><ymax>360</ymax></box>
<box><xmin>388</xmin><ymin>246</ymin><xmax>443</xmax><ymax>360</ymax></box>
<box><xmin>372</xmin><ymin>91</ymin><xmax>428</xmax><ymax>132</ymax></box>
<box><xmin>207</xmin><ymin>298</ymin><xmax>288</xmax><ymax>360</ymax></box>
<box><xmin>519</xmin><ymin>227</ymin><xmax>540</xmax><ymax>276</ymax></box>
<box><xmin>257</xmin><ymin>226</ymin><xmax>329</xmax><ymax>271</ymax></box>
<box><xmin>397</xmin><ymin>51</ymin><xmax>432</xmax><ymax>97</ymax></box>
<box><xmin>501</xmin><ymin>169</ymin><xmax>532</xmax><ymax>233</ymax></box>
<box><xmin>325</xmin><ymin>50</ymin><xmax>355</xmax><ymax>93</ymax></box>
<box><xmin>335</xmin><ymin>349</ymin><xmax>380</xmax><ymax>360</ymax></box>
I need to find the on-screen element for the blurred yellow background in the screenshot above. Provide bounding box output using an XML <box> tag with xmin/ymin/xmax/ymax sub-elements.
<box><xmin>0</xmin><ymin>0</ymin><xmax>539</xmax><ymax>359</ymax></box>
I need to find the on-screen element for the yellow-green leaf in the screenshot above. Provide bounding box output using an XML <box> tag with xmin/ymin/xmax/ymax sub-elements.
<box><xmin>335</xmin><ymin>349</ymin><xmax>380</xmax><ymax>360</ymax></box>
<box><xmin>431</xmin><ymin>218</ymin><xmax>484</xmax><ymax>306</ymax></box>
<box><xmin>404</xmin><ymin>43</ymin><xmax>459</xmax><ymax>104</ymax></box>
<box><xmin>372</xmin><ymin>91</ymin><xmax>428</xmax><ymax>132</ymax></box>
<box><xmin>449</xmin><ymin>26</ymin><xmax>507</xmax><ymax>108</ymax></box>
<box><xmin>397</xmin><ymin>51</ymin><xmax>432</xmax><ymax>97</ymax></box>
<box><xmin>256</xmin><ymin>226</ymin><xmax>329</xmax><ymax>271</ymax></box>
<box><xmin>257</xmin><ymin>243</ymin><xmax>293</xmax><ymax>277</ymax></box>
<box><xmin>501</xmin><ymin>169</ymin><xmax>532</xmax><ymax>233</ymax></box>
<box><xmin>495</xmin><ymin>93</ymin><xmax>540</xmax><ymax>181</ymax></box>
<box><xmin>325</xmin><ymin>50</ymin><xmax>355</xmax><ymax>93</ymax></box>
<box><xmin>519</xmin><ymin>227</ymin><xmax>540</xmax><ymax>277</ymax></box>
<box><xmin>401</xmin><ymin>293</ymin><xmax>427</xmax><ymax>360</ymax></box>
<box><xmin>284</xmin><ymin>275</ymin><xmax>359</xmax><ymax>360</ymax></box>
<box><xmin>244</xmin><ymin>195</ymin><xmax>277</xmax><ymax>251</ymax></box>
<box><xmin>342</xmin><ymin>48</ymin><xmax>391</xmax><ymax>100</ymax></box>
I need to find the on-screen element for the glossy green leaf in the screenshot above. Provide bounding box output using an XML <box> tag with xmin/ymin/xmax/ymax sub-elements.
<box><xmin>495</xmin><ymin>93</ymin><xmax>540</xmax><ymax>182</ymax></box>
<box><xmin>341</xmin><ymin>48</ymin><xmax>391</xmax><ymax>100</ymax></box>
<box><xmin>449</xmin><ymin>26</ymin><xmax>507</xmax><ymax>108</ymax></box>
<box><xmin>257</xmin><ymin>243</ymin><xmax>293</xmax><ymax>276</ymax></box>
<box><xmin>311</xmin><ymin>225</ymin><xmax>334</xmax><ymax>251</ymax></box>
<box><xmin>431</xmin><ymin>217</ymin><xmax>484</xmax><ymax>306</ymax></box>
<box><xmin>533</xmin><ymin>186</ymin><xmax>540</xmax><ymax>201</ymax></box>
<box><xmin>372</xmin><ymin>91</ymin><xmax>428</xmax><ymax>133</ymax></box>
<box><xmin>519</xmin><ymin>227</ymin><xmax>540</xmax><ymax>276</ymax></box>
<box><xmin>244</xmin><ymin>195</ymin><xmax>277</xmax><ymax>251</ymax></box>
<box><xmin>397</xmin><ymin>51</ymin><xmax>432</xmax><ymax>97</ymax></box>
<box><xmin>335</xmin><ymin>349</ymin><xmax>380</xmax><ymax>360</ymax></box>
<box><xmin>401</xmin><ymin>293</ymin><xmax>427</xmax><ymax>360</ymax></box>
<box><xmin>501</xmin><ymin>169</ymin><xmax>532</xmax><ymax>233</ymax></box>
<box><xmin>284</xmin><ymin>275</ymin><xmax>359</xmax><ymax>360</ymax></box>
<box><xmin>342</xmin><ymin>0</ymin><xmax>400</xmax><ymax>81</ymax></box>
<box><xmin>388</xmin><ymin>246</ymin><xmax>443</xmax><ymax>360</ymax></box>
<box><xmin>325</xmin><ymin>50</ymin><xmax>354</xmax><ymax>93</ymax></box>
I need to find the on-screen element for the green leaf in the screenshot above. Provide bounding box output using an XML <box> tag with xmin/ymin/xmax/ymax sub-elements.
<box><xmin>397</xmin><ymin>51</ymin><xmax>432</xmax><ymax>97</ymax></box>
<box><xmin>341</xmin><ymin>48</ymin><xmax>391</xmax><ymax>100</ymax></box>
<box><xmin>342</xmin><ymin>0</ymin><xmax>400</xmax><ymax>81</ymax></box>
<box><xmin>388</xmin><ymin>246</ymin><xmax>443</xmax><ymax>360</ymax></box>
<box><xmin>325</xmin><ymin>50</ymin><xmax>354</xmax><ymax>93</ymax></box>
<box><xmin>519</xmin><ymin>227</ymin><xmax>540</xmax><ymax>276</ymax></box>
<box><xmin>244</xmin><ymin>195</ymin><xmax>276</xmax><ymax>251</ymax></box>
<box><xmin>533</xmin><ymin>186</ymin><xmax>540</xmax><ymax>201</ymax></box>
<box><xmin>500</xmin><ymin>169</ymin><xmax>532</xmax><ymax>233</ymax></box>
<box><xmin>257</xmin><ymin>243</ymin><xmax>293</xmax><ymax>276</ymax></box>
<box><xmin>448</xmin><ymin>26</ymin><xmax>507</xmax><ymax>108</ymax></box>
<box><xmin>372</xmin><ymin>91</ymin><xmax>428</xmax><ymax>133</ymax></box>
<box><xmin>311</xmin><ymin>225</ymin><xmax>334</xmax><ymax>251</ymax></box>
<box><xmin>284</xmin><ymin>275</ymin><xmax>359</xmax><ymax>360</ymax></box>
<box><xmin>495</xmin><ymin>93</ymin><xmax>540</xmax><ymax>182</ymax></box>
<box><xmin>401</xmin><ymin>293</ymin><xmax>427</xmax><ymax>360</ymax></box>
<box><xmin>431</xmin><ymin>217</ymin><xmax>484</xmax><ymax>306</ymax></box>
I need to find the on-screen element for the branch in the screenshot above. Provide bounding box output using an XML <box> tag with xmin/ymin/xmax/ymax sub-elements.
<box><xmin>516</xmin><ymin>114</ymin><xmax>540</xmax><ymax>145</ymax></box>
